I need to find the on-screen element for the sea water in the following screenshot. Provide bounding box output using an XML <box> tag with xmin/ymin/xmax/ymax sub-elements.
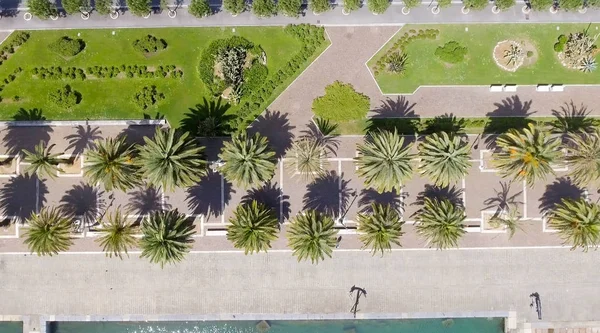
<box><xmin>0</xmin><ymin>322</ymin><xmax>22</xmax><ymax>333</ymax></box>
<box><xmin>50</xmin><ymin>318</ymin><xmax>505</xmax><ymax>333</ymax></box>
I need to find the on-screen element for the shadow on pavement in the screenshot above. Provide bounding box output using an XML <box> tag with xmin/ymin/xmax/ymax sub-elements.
<box><xmin>127</xmin><ymin>185</ymin><xmax>167</xmax><ymax>221</ymax></box>
<box><xmin>180</xmin><ymin>98</ymin><xmax>233</xmax><ymax>138</ymax></box>
<box><xmin>241</xmin><ymin>181</ymin><xmax>290</xmax><ymax>222</ymax></box>
<box><xmin>0</xmin><ymin>174</ymin><xmax>47</xmax><ymax>220</ymax></box>
<box><xmin>358</xmin><ymin>188</ymin><xmax>404</xmax><ymax>214</ymax></box>
<box><xmin>303</xmin><ymin>170</ymin><xmax>351</xmax><ymax>217</ymax></box>
<box><xmin>484</xmin><ymin>95</ymin><xmax>535</xmax><ymax>149</ymax></box>
<box><xmin>250</xmin><ymin>109</ymin><xmax>295</xmax><ymax>159</ymax></box>
<box><xmin>59</xmin><ymin>182</ymin><xmax>101</xmax><ymax>225</ymax></box>
<box><xmin>414</xmin><ymin>184</ymin><xmax>464</xmax><ymax>208</ymax></box>
<box><xmin>539</xmin><ymin>176</ymin><xmax>583</xmax><ymax>215</ymax></box>
<box><xmin>186</xmin><ymin>170</ymin><xmax>233</xmax><ymax>216</ymax></box>
<box><xmin>65</xmin><ymin>125</ymin><xmax>102</xmax><ymax>156</ymax></box>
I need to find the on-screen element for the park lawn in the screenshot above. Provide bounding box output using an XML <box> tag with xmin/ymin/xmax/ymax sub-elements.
<box><xmin>0</xmin><ymin>27</ymin><xmax>308</xmax><ymax>125</ymax></box>
<box><xmin>369</xmin><ymin>23</ymin><xmax>600</xmax><ymax>94</ymax></box>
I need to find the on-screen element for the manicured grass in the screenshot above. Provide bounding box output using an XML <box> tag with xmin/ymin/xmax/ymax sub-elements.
<box><xmin>0</xmin><ymin>27</ymin><xmax>320</xmax><ymax>125</ymax></box>
<box><xmin>369</xmin><ymin>23</ymin><xmax>600</xmax><ymax>94</ymax></box>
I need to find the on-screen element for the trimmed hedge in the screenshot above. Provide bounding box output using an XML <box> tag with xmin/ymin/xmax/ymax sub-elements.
<box><xmin>133</xmin><ymin>85</ymin><xmax>165</xmax><ymax>109</ymax></box>
<box><xmin>31</xmin><ymin>65</ymin><xmax>183</xmax><ymax>80</ymax></box>
<box><xmin>312</xmin><ymin>81</ymin><xmax>370</xmax><ymax>122</ymax></box>
<box><xmin>0</xmin><ymin>32</ymin><xmax>30</xmax><ymax>69</ymax></box>
<box><xmin>133</xmin><ymin>35</ymin><xmax>167</xmax><ymax>53</ymax></box>
<box><xmin>48</xmin><ymin>84</ymin><xmax>79</xmax><ymax>108</ymax></box>
<box><xmin>374</xmin><ymin>28</ymin><xmax>439</xmax><ymax>75</ymax></box>
<box><xmin>48</xmin><ymin>36</ymin><xmax>85</xmax><ymax>57</ymax></box>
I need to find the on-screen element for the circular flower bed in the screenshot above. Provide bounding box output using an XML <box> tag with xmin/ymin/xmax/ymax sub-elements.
<box><xmin>493</xmin><ymin>40</ymin><xmax>536</xmax><ymax>72</ymax></box>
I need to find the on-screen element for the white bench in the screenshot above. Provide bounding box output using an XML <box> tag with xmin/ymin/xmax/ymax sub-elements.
<box><xmin>489</xmin><ymin>85</ymin><xmax>503</xmax><ymax>92</ymax></box>
<box><xmin>503</xmin><ymin>84</ymin><xmax>517</xmax><ymax>92</ymax></box>
<box><xmin>536</xmin><ymin>84</ymin><xmax>551</xmax><ymax>92</ymax></box>
<box><xmin>205</xmin><ymin>229</ymin><xmax>227</xmax><ymax>236</ymax></box>
<box><xmin>551</xmin><ymin>84</ymin><xmax>564</xmax><ymax>92</ymax></box>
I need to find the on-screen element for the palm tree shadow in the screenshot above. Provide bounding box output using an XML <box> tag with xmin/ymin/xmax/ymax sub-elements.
<box><xmin>303</xmin><ymin>171</ymin><xmax>352</xmax><ymax>217</ymax></box>
<box><xmin>300</xmin><ymin>118</ymin><xmax>339</xmax><ymax>156</ymax></box>
<box><xmin>186</xmin><ymin>171</ymin><xmax>234</xmax><ymax>217</ymax></box>
<box><xmin>422</xmin><ymin>113</ymin><xmax>466</xmax><ymax>136</ymax></box>
<box><xmin>2</xmin><ymin>125</ymin><xmax>53</xmax><ymax>155</ymax></box>
<box><xmin>241</xmin><ymin>181</ymin><xmax>290</xmax><ymax>222</ymax></box>
<box><xmin>65</xmin><ymin>125</ymin><xmax>103</xmax><ymax>156</ymax></box>
<box><xmin>12</xmin><ymin>108</ymin><xmax>46</xmax><ymax>121</ymax></box>
<box><xmin>414</xmin><ymin>184</ymin><xmax>464</xmax><ymax>208</ymax></box>
<box><xmin>127</xmin><ymin>186</ymin><xmax>169</xmax><ymax>223</ymax></box>
<box><xmin>539</xmin><ymin>177</ymin><xmax>583</xmax><ymax>216</ymax></box>
<box><xmin>367</xmin><ymin>96</ymin><xmax>420</xmax><ymax>135</ymax></box>
<box><xmin>118</xmin><ymin>125</ymin><xmax>159</xmax><ymax>146</ymax></box>
<box><xmin>484</xmin><ymin>95</ymin><xmax>535</xmax><ymax>149</ymax></box>
<box><xmin>358</xmin><ymin>188</ymin><xmax>404</xmax><ymax>214</ymax></box>
<box><xmin>180</xmin><ymin>97</ymin><xmax>233</xmax><ymax>137</ymax></box>
<box><xmin>371</xmin><ymin>96</ymin><xmax>417</xmax><ymax>118</ymax></box>
<box><xmin>249</xmin><ymin>109</ymin><xmax>295</xmax><ymax>159</ymax></box>
<box><xmin>0</xmin><ymin>174</ymin><xmax>47</xmax><ymax>220</ymax></box>
<box><xmin>483</xmin><ymin>181</ymin><xmax>523</xmax><ymax>214</ymax></box>
<box><xmin>59</xmin><ymin>182</ymin><xmax>101</xmax><ymax>226</ymax></box>
<box><xmin>551</xmin><ymin>101</ymin><xmax>595</xmax><ymax>144</ymax></box>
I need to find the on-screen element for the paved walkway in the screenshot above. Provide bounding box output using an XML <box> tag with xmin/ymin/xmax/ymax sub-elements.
<box><xmin>1</xmin><ymin>248</ymin><xmax>599</xmax><ymax>324</ymax></box>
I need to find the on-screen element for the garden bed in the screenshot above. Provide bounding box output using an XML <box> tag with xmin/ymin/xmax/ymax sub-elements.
<box><xmin>369</xmin><ymin>23</ymin><xmax>600</xmax><ymax>94</ymax></box>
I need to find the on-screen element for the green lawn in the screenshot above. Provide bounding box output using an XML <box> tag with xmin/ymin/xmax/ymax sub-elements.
<box><xmin>369</xmin><ymin>23</ymin><xmax>600</xmax><ymax>94</ymax></box>
<box><xmin>0</xmin><ymin>27</ymin><xmax>325</xmax><ymax>125</ymax></box>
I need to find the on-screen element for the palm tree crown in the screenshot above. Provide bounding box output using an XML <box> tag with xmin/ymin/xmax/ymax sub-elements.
<box><xmin>24</xmin><ymin>207</ymin><xmax>73</xmax><ymax>256</ymax></box>
<box><xmin>547</xmin><ymin>198</ymin><xmax>600</xmax><ymax>251</ymax></box>
<box><xmin>414</xmin><ymin>197</ymin><xmax>466</xmax><ymax>249</ymax></box>
<box><xmin>219</xmin><ymin>132</ymin><xmax>276</xmax><ymax>189</ymax></box>
<box><xmin>356</xmin><ymin>130</ymin><xmax>413</xmax><ymax>193</ymax></box>
<box><xmin>418</xmin><ymin>131</ymin><xmax>471</xmax><ymax>187</ymax></box>
<box><xmin>287</xmin><ymin>210</ymin><xmax>337</xmax><ymax>264</ymax></box>
<box><xmin>84</xmin><ymin>136</ymin><xmax>139</xmax><ymax>192</ymax></box>
<box><xmin>564</xmin><ymin>130</ymin><xmax>600</xmax><ymax>186</ymax></box>
<box><xmin>137</xmin><ymin>128</ymin><xmax>206</xmax><ymax>192</ymax></box>
<box><xmin>357</xmin><ymin>203</ymin><xmax>404</xmax><ymax>256</ymax></box>
<box><xmin>139</xmin><ymin>209</ymin><xmax>196</xmax><ymax>267</ymax></box>
<box><xmin>286</xmin><ymin>139</ymin><xmax>327</xmax><ymax>181</ymax></box>
<box><xmin>227</xmin><ymin>200</ymin><xmax>279</xmax><ymax>254</ymax></box>
<box><xmin>96</xmin><ymin>207</ymin><xmax>138</xmax><ymax>259</ymax></box>
<box><xmin>22</xmin><ymin>141</ymin><xmax>63</xmax><ymax>179</ymax></box>
<box><xmin>494</xmin><ymin>123</ymin><xmax>561</xmax><ymax>186</ymax></box>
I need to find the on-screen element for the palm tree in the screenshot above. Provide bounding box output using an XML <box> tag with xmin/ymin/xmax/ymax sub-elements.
<box><xmin>286</xmin><ymin>139</ymin><xmax>327</xmax><ymax>181</ymax></box>
<box><xmin>139</xmin><ymin>209</ymin><xmax>196</xmax><ymax>267</ymax></box>
<box><xmin>219</xmin><ymin>132</ymin><xmax>276</xmax><ymax>189</ymax></box>
<box><xmin>547</xmin><ymin>198</ymin><xmax>600</xmax><ymax>251</ymax></box>
<box><xmin>137</xmin><ymin>128</ymin><xmax>206</xmax><ymax>192</ymax></box>
<box><xmin>84</xmin><ymin>136</ymin><xmax>140</xmax><ymax>192</ymax></box>
<box><xmin>418</xmin><ymin>131</ymin><xmax>471</xmax><ymax>187</ymax></box>
<box><xmin>357</xmin><ymin>203</ymin><xmax>404</xmax><ymax>256</ymax></box>
<box><xmin>414</xmin><ymin>197</ymin><xmax>466</xmax><ymax>249</ymax></box>
<box><xmin>356</xmin><ymin>130</ymin><xmax>413</xmax><ymax>193</ymax></box>
<box><xmin>22</xmin><ymin>141</ymin><xmax>63</xmax><ymax>179</ymax></box>
<box><xmin>226</xmin><ymin>200</ymin><xmax>279</xmax><ymax>254</ymax></box>
<box><xmin>24</xmin><ymin>207</ymin><xmax>73</xmax><ymax>256</ymax></box>
<box><xmin>564</xmin><ymin>130</ymin><xmax>600</xmax><ymax>186</ymax></box>
<box><xmin>287</xmin><ymin>210</ymin><xmax>337</xmax><ymax>264</ymax></box>
<box><xmin>494</xmin><ymin>123</ymin><xmax>562</xmax><ymax>186</ymax></box>
<box><xmin>96</xmin><ymin>207</ymin><xmax>138</xmax><ymax>259</ymax></box>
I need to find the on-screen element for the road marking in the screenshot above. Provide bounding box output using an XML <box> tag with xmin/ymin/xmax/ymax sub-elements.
<box><xmin>522</xmin><ymin>180</ymin><xmax>528</xmax><ymax>219</ymax></box>
<box><xmin>220</xmin><ymin>171</ymin><xmax>225</xmax><ymax>224</ymax></box>
<box><xmin>279</xmin><ymin>158</ymin><xmax>284</xmax><ymax>224</ymax></box>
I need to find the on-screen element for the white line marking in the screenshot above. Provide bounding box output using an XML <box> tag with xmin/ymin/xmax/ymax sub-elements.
<box><xmin>221</xmin><ymin>172</ymin><xmax>225</xmax><ymax>224</ymax></box>
<box><xmin>338</xmin><ymin>159</ymin><xmax>342</xmax><ymax>220</ymax></box>
<box><xmin>462</xmin><ymin>178</ymin><xmax>466</xmax><ymax>208</ymax></box>
<box><xmin>522</xmin><ymin>180</ymin><xmax>528</xmax><ymax>219</ymax></box>
<box><xmin>279</xmin><ymin>158</ymin><xmax>284</xmax><ymax>224</ymax></box>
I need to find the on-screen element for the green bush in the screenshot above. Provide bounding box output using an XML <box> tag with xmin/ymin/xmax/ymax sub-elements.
<box><xmin>48</xmin><ymin>85</ymin><xmax>79</xmax><ymax>108</ymax></box>
<box><xmin>368</xmin><ymin>0</ymin><xmax>390</xmax><ymax>13</ymax></box>
<box><xmin>343</xmin><ymin>0</ymin><xmax>361</xmax><ymax>11</ymax></box>
<box><xmin>385</xmin><ymin>52</ymin><xmax>408</xmax><ymax>73</ymax></box>
<box><xmin>527</xmin><ymin>50</ymin><xmax>534</xmax><ymax>57</ymax></box>
<box><xmin>189</xmin><ymin>0</ymin><xmax>212</xmax><ymax>17</ymax></box>
<box><xmin>27</xmin><ymin>0</ymin><xmax>58</xmax><ymax>18</ymax></box>
<box><xmin>437</xmin><ymin>0</ymin><xmax>451</xmax><ymax>8</ymax></box>
<box><xmin>243</xmin><ymin>63</ymin><xmax>268</xmax><ymax>93</ymax></box>
<box><xmin>62</xmin><ymin>0</ymin><xmax>84</xmax><ymax>14</ymax></box>
<box><xmin>126</xmin><ymin>0</ymin><xmax>151</xmax><ymax>16</ymax></box>
<box><xmin>494</xmin><ymin>0</ymin><xmax>515</xmax><ymax>9</ymax></box>
<box><xmin>198</xmin><ymin>36</ymin><xmax>254</xmax><ymax>95</ymax></box>
<box><xmin>559</xmin><ymin>0</ymin><xmax>583</xmax><ymax>10</ymax></box>
<box><xmin>434</xmin><ymin>41</ymin><xmax>468</xmax><ymax>64</ymax></box>
<box><xmin>463</xmin><ymin>0</ymin><xmax>487</xmax><ymax>9</ymax></box>
<box><xmin>133</xmin><ymin>86</ymin><xmax>165</xmax><ymax>109</ymax></box>
<box><xmin>95</xmin><ymin>0</ymin><xmax>112</xmax><ymax>14</ymax></box>
<box><xmin>252</xmin><ymin>0</ymin><xmax>277</xmax><ymax>16</ymax></box>
<box><xmin>312</xmin><ymin>81</ymin><xmax>370</xmax><ymax>122</ymax></box>
<box><xmin>403</xmin><ymin>0</ymin><xmax>420</xmax><ymax>9</ymax></box>
<box><xmin>311</xmin><ymin>0</ymin><xmax>331</xmax><ymax>13</ymax></box>
<box><xmin>530</xmin><ymin>0</ymin><xmax>552</xmax><ymax>10</ymax></box>
<box><xmin>224</xmin><ymin>0</ymin><xmax>246</xmax><ymax>14</ymax></box>
<box><xmin>554</xmin><ymin>35</ymin><xmax>567</xmax><ymax>52</ymax></box>
<box><xmin>133</xmin><ymin>35</ymin><xmax>167</xmax><ymax>53</ymax></box>
<box><xmin>278</xmin><ymin>0</ymin><xmax>302</xmax><ymax>16</ymax></box>
<box><xmin>48</xmin><ymin>36</ymin><xmax>85</xmax><ymax>57</ymax></box>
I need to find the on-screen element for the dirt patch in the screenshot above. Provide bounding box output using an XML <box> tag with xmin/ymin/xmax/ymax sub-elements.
<box><xmin>493</xmin><ymin>40</ymin><xmax>537</xmax><ymax>72</ymax></box>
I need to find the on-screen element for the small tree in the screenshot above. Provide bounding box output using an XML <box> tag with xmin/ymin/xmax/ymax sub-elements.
<box><xmin>437</xmin><ymin>0</ymin><xmax>451</xmax><ymax>8</ymax></box>
<box><xmin>252</xmin><ymin>0</ymin><xmax>277</xmax><ymax>16</ymax></box>
<box><xmin>189</xmin><ymin>0</ymin><xmax>211</xmax><ymax>17</ymax></box>
<box><xmin>278</xmin><ymin>0</ymin><xmax>302</xmax><ymax>16</ymax></box>
<box><xmin>62</xmin><ymin>0</ymin><xmax>83</xmax><ymax>14</ymax></box>
<box><xmin>311</xmin><ymin>0</ymin><xmax>331</xmax><ymax>13</ymax></box>
<box><xmin>126</xmin><ymin>0</ymin><xmax>151</xmax><ymax>16</ymax></box>
<box><xmin>368</xmin><ymin>0</ymin><xmax>390</xmax><ymax>13</ymax></box>
<box><xmin>494</xmin><ymin>0</ymin><xmax>515</xmax><ymax>10</ymax></box>
<box><xmin>343</xmin><ymin>0</ymin><xmax>360</xmax><ymax>11</ymax></box>
<box><xmin>530</xmin><ymin>0</ymin><xmax>553</xmax><ymax>10</ymax></box>
<box><xmin>403</xmin><ymin>0</ymin><xmax>420</xmax><ymax>9</ymax></box>
<box><xmin>463</xmin><ymin>0</ymin><xmax>487</xmax><ymax>9</ymax></box>
<box><xmin>48</xmin><ymin>85</ymin><xmax>79</xmax><ymax>109</ymax></box>
<box><xmin>559</xmin><ymin>0</ymin><xmax>583</xmax><ymax>10</ymax></box>
<box><xmin>28</xmin><ymin>0</ymin><xmax>58</xmax><ymax>18</ymax></box>
<box><xmin>312</xmin><ymin>81</ymin><xmax>370</xmax><ymax>122</ymax></box>
<box><xmin>224</xmin><ymin>0</ymin><xmax>246</xmax><ymax>14</ymax></box>
<box><xmin>94</xmin><ymin>0</ymin><xmax>113</xmax><ymax>14</ymax></box>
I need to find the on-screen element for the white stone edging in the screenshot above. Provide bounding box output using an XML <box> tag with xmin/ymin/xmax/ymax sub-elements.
<box><xmin>0</xmin><ymin>119</ymin><xmax>167</xmax><ymax>128</ymax></box>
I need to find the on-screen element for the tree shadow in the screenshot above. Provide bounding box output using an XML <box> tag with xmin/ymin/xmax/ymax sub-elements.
<box><xmin>249</xmin><ymin>109</ymin><xmax>295</xmax><ymax>159</ymax></box>
<box><xmin>118</xmin><ymin>125</ymin><xmax>159</xmax><ymax>146</ymax></box>
<box><xmin>358</xmin><ymin>188</ymin><xmax>404</xmax><ymax>214</ymax></box>
<box><xmin>484</xmin><ymin>95</ymin><xmax>535</xmax><ymax>148</ymax></box>
<box><xmin>127</xmin><ymin>186</ymin><xmax>168</xmax><ymax>221</ymax></box>
<box><xmin>299</xmin><ymin>118</ymin><xmax>339</xmax><ymax>156</ymax></box>
<box><xmin>303</xmin><ymin>171</ymin><xmax>352</xmax><ymax>217</ymax></box>
<box><xmin>2</xmin><ymin>125</ymin><xmax>53</xmax><ymax>155</ymax></box>
<box><xmin>483</xmin><ymin>181</ymin><xmax>523</xmax><ymax>214</ymax></box>
<box><xmin>539</xmin><ymin>177</ymin><xmax>583</xmax><ymax>215</ymax></box>
<box><xmin>143</xmin><ymin>111</ymin><xmax>165</xmax><ymax>120</ymax></box>
<box><xmin>551</xmin><ymin>101</ymin><xmax>595</xmax><ymax>144</ymax></box>
<box><xmin>65</xmin><ymin>125</ymin><xmax>102</xmax><ymax>156</ymax></box>
<box><xmin>367</xmin><ymin>96</ymin><xmax>420</xmax><ymax>135</ymax></box>
<box><xmin>180</xmin><ymin>97</ymin><xmax>233</xmax><ymax>137</ymax></box>
<box><xmin>12</xmin><ymin>108</ymin><xmax>46</xmax><ymax>121</ymax></box>
<box><xmin>59</xmin><ymin>182</ymin><xmax>101</xmax><ymax>226</ymax></box>
<box><xmin>186</xmin><ymin>171</ymin><xmax>233</xmax><ymax>217</ymax></box>
<box><xmin>422</xmin><ymin>113</ymin><xmax>465</xmax><ymax>135</ymax></box>
<box><xmin>414</xmin><ymin>184</ymin><xmax>464</xmax><ymax>208</ymax></box>
<box><xmin>241</xmin><ymin>181</ymin><xmax>290</xmax><ymax>222</ymax></box>
<box><xmin>0</xmin><ymin>174</ymin><xmax>47</xmax><ymax>220</ymax></box>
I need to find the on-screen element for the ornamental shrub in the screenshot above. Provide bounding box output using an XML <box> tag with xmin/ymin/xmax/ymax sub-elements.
<box><xmin>48</xmin><ymin>36</ymin><xmax>86</xmax><ymax>57</ymax></box>
<box><xmin>133</xmin><ymin>35</ymin><xmax>167</xmax><ymax>53</ymax></box>
<box><xmin>252</xmin><ymin>0</ymin><xmax>277</xmax><ymax>17</ymax></box>
<box><xmin>403</xmin><ymin>0</ymin><xmax>420</xmax><ymax>9</ymax></box>
<box><xmin>312</xmin><ymin>81</ymin><xmax>370</xmax><ymax>122</ymax></box>
<box><xmin>189</xmin><ymin>0</ymin><xmax>212</xmax><ymax>17</ymax></box>
<box><xmin>558</xmin><ymin>0</ymin><xmax>583</xmax><ymax>10</ymax></box>
<box><xmin>48</xmin><ymin>85</ymin><xmax>79</xmax><ymax>108</ymax></box>
<box><xmin>198</xmin><ymin>36</ymin><xmax>254</xmax><ymax>95</ymax></box>
<box><xmin>224</xmin><ymin>0</ymin><xmax>246</xmax><ymax>14</ymax></box>
<box><xmin>311</xmin><ymin>0</ymin><xmax>331</xmax><ymax>13</ymax></box>
<box><xmin>367</xmin><ymin>0</ymin><xmax>390</xmax><ymax>13</ymax></box>
<box><xmin>243</xmin><ymin>63</ymin><xmax>268</xmax><ymax>93</ymax></box>
<box><xmin>437</xmin><ymin>0</ymin><xmax>451</xmax><ymax>7</ymax></box>
<box><xmin>434</xmin><ymin>41</ymin><xmax>468</xmax><ymax>64</ymax></box>
<box><xmin>529</xmin><ymin>0</ymin><xmax>552</xmax><ymax>10</ymax></box>
<box><xmin>463</xmin><ymin>0</ymin><xmax>487</xmax><ymax>9</ymax></box>
<box><xmin>95</xmin><ymin>0</ymin><xmax>112</xmax><ymax>14</ymax></box>
<box><xmin>126</xmin><ymin>0</ymin><xmax>151</xmax><ymax>16</ymax></box>
<box><xmin>27</xmin><ymin>0</ymin><xmax>58</xmax><ymax>18</ymax></box>
<box><xmin>278</xmin><ymin>0</ymin><xmax>302</xmax><ymax>16</ymax></box>
<box><xmin>133</xmin><ymin>86</ymin><xmax>165</xmax><ymax>109</ymax></box>
<box><xmin>343</xmin><ymin>0</ymin><xmax>360</xmax><ymax>11</ymax></box>
<box><xmin>62</xmin><ymin>0</ymin><xmax>84</xmax><ymax>14</ymax></box>
<box><xmin>494</xmin><ymin>0</ymin><xmax>515</xmax><ymax>9</ymax></box>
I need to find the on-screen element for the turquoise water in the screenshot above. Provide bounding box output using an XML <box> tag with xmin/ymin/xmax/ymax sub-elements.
<box><xmin>50</xmin><ymin>318</ymin><xmax>504</xmax><ymax>333</ymax></box>
<box><xmin>0</xmin><ymin>322</ymin><xmax>22</xmax><ymax>333</ymax></box>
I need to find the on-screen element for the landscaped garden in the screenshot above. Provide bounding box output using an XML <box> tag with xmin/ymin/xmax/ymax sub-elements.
<box><xmin>369</xmin><ymin>23</ymin><xmax>600</xmax><ymax>94</ymax></box>
<box><xmin>0</xmin><ymin>25</ymin><xmax>328</xmax><ymax>129</ymax></box>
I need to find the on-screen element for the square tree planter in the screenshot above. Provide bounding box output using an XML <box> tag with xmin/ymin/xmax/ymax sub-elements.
<box><xmin>0</xmin><ymin>155</ymin><xmax>20</xmax><ymax>177</ymax></box>
<box><xmin>481</xmin><ymin>210</ymin><xmax>508</xmax><ymax>233</ymax></box>
<box><xmin>58</xmin><ymin>154</ymin><xmax>84</xmax><ymax>177</ymax></box>
<box><xmin>0</xmin><ymin>216</ymin><xmax>18</xmax><ymax>238</ymax></box>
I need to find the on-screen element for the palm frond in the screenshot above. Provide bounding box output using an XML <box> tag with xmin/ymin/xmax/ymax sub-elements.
<box><xmin>547</xmin><ymin>198</ymin><xmax>600</xmax><ymax>251</ymax></box>
<box><xmin>219</xmin><ymin>132</ymin><xmax>277</xmax><ymax>189</ymax></box>
<box><xmin>285</xmin><ymin>139</ymin><xmax>328</xmax><ymax>181</ymax></box>
<box><xmin>287</xmin><ymin>210</ymin><xmax>337</xmax><ymax>264</ymax></box>
<box><xmin>24</xmin><ymin>207</ymin><xmax>73</xmax><ymax>256</ymax></box>
<box><xmin>227</xmin><ymin>200</ymin><xmax>279</xmax><ymax>254</ymax></box>
<box><xmin>418</xmin><ymin>132</ymin><xmax>471</xmax><ymax>187</ymax></box>
<box><xmin>139</xmin><ymin>209</ymin><xmax>196</xmax><ymax>267</ymax></box>
<box><xmin>414</xmin><ymin>197</ymin><xmax>466</xmax><ymax>249</ymax></box>
<box><xmin>84</xmin><ymin>136</ymin><xmax>140</xmax><ymax>192</ymax></box>
<box><xmin>96</xmin><ymin>207</ymin><xmax>138</xmax><ymax>259</ymax></box>
<box><xmin>357</xmin><ymin>203</ymin><xmax>404</xmax><ymax>256</ymax></box>
<box><xmin>22</xmin><ymin>141</ymin><xmax>63</xmax><ymax>179</ymax></box>
<box><xmin>564</xmin><ymin>130</ymin><xmax>600</xmax><ymax>186</ymax></box>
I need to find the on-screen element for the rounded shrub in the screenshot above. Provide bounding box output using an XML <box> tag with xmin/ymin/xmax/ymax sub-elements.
<box><xmin>312</xmin><ymin>81</ymin><xmax>370</xmax><ymax>122</ymax></box>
